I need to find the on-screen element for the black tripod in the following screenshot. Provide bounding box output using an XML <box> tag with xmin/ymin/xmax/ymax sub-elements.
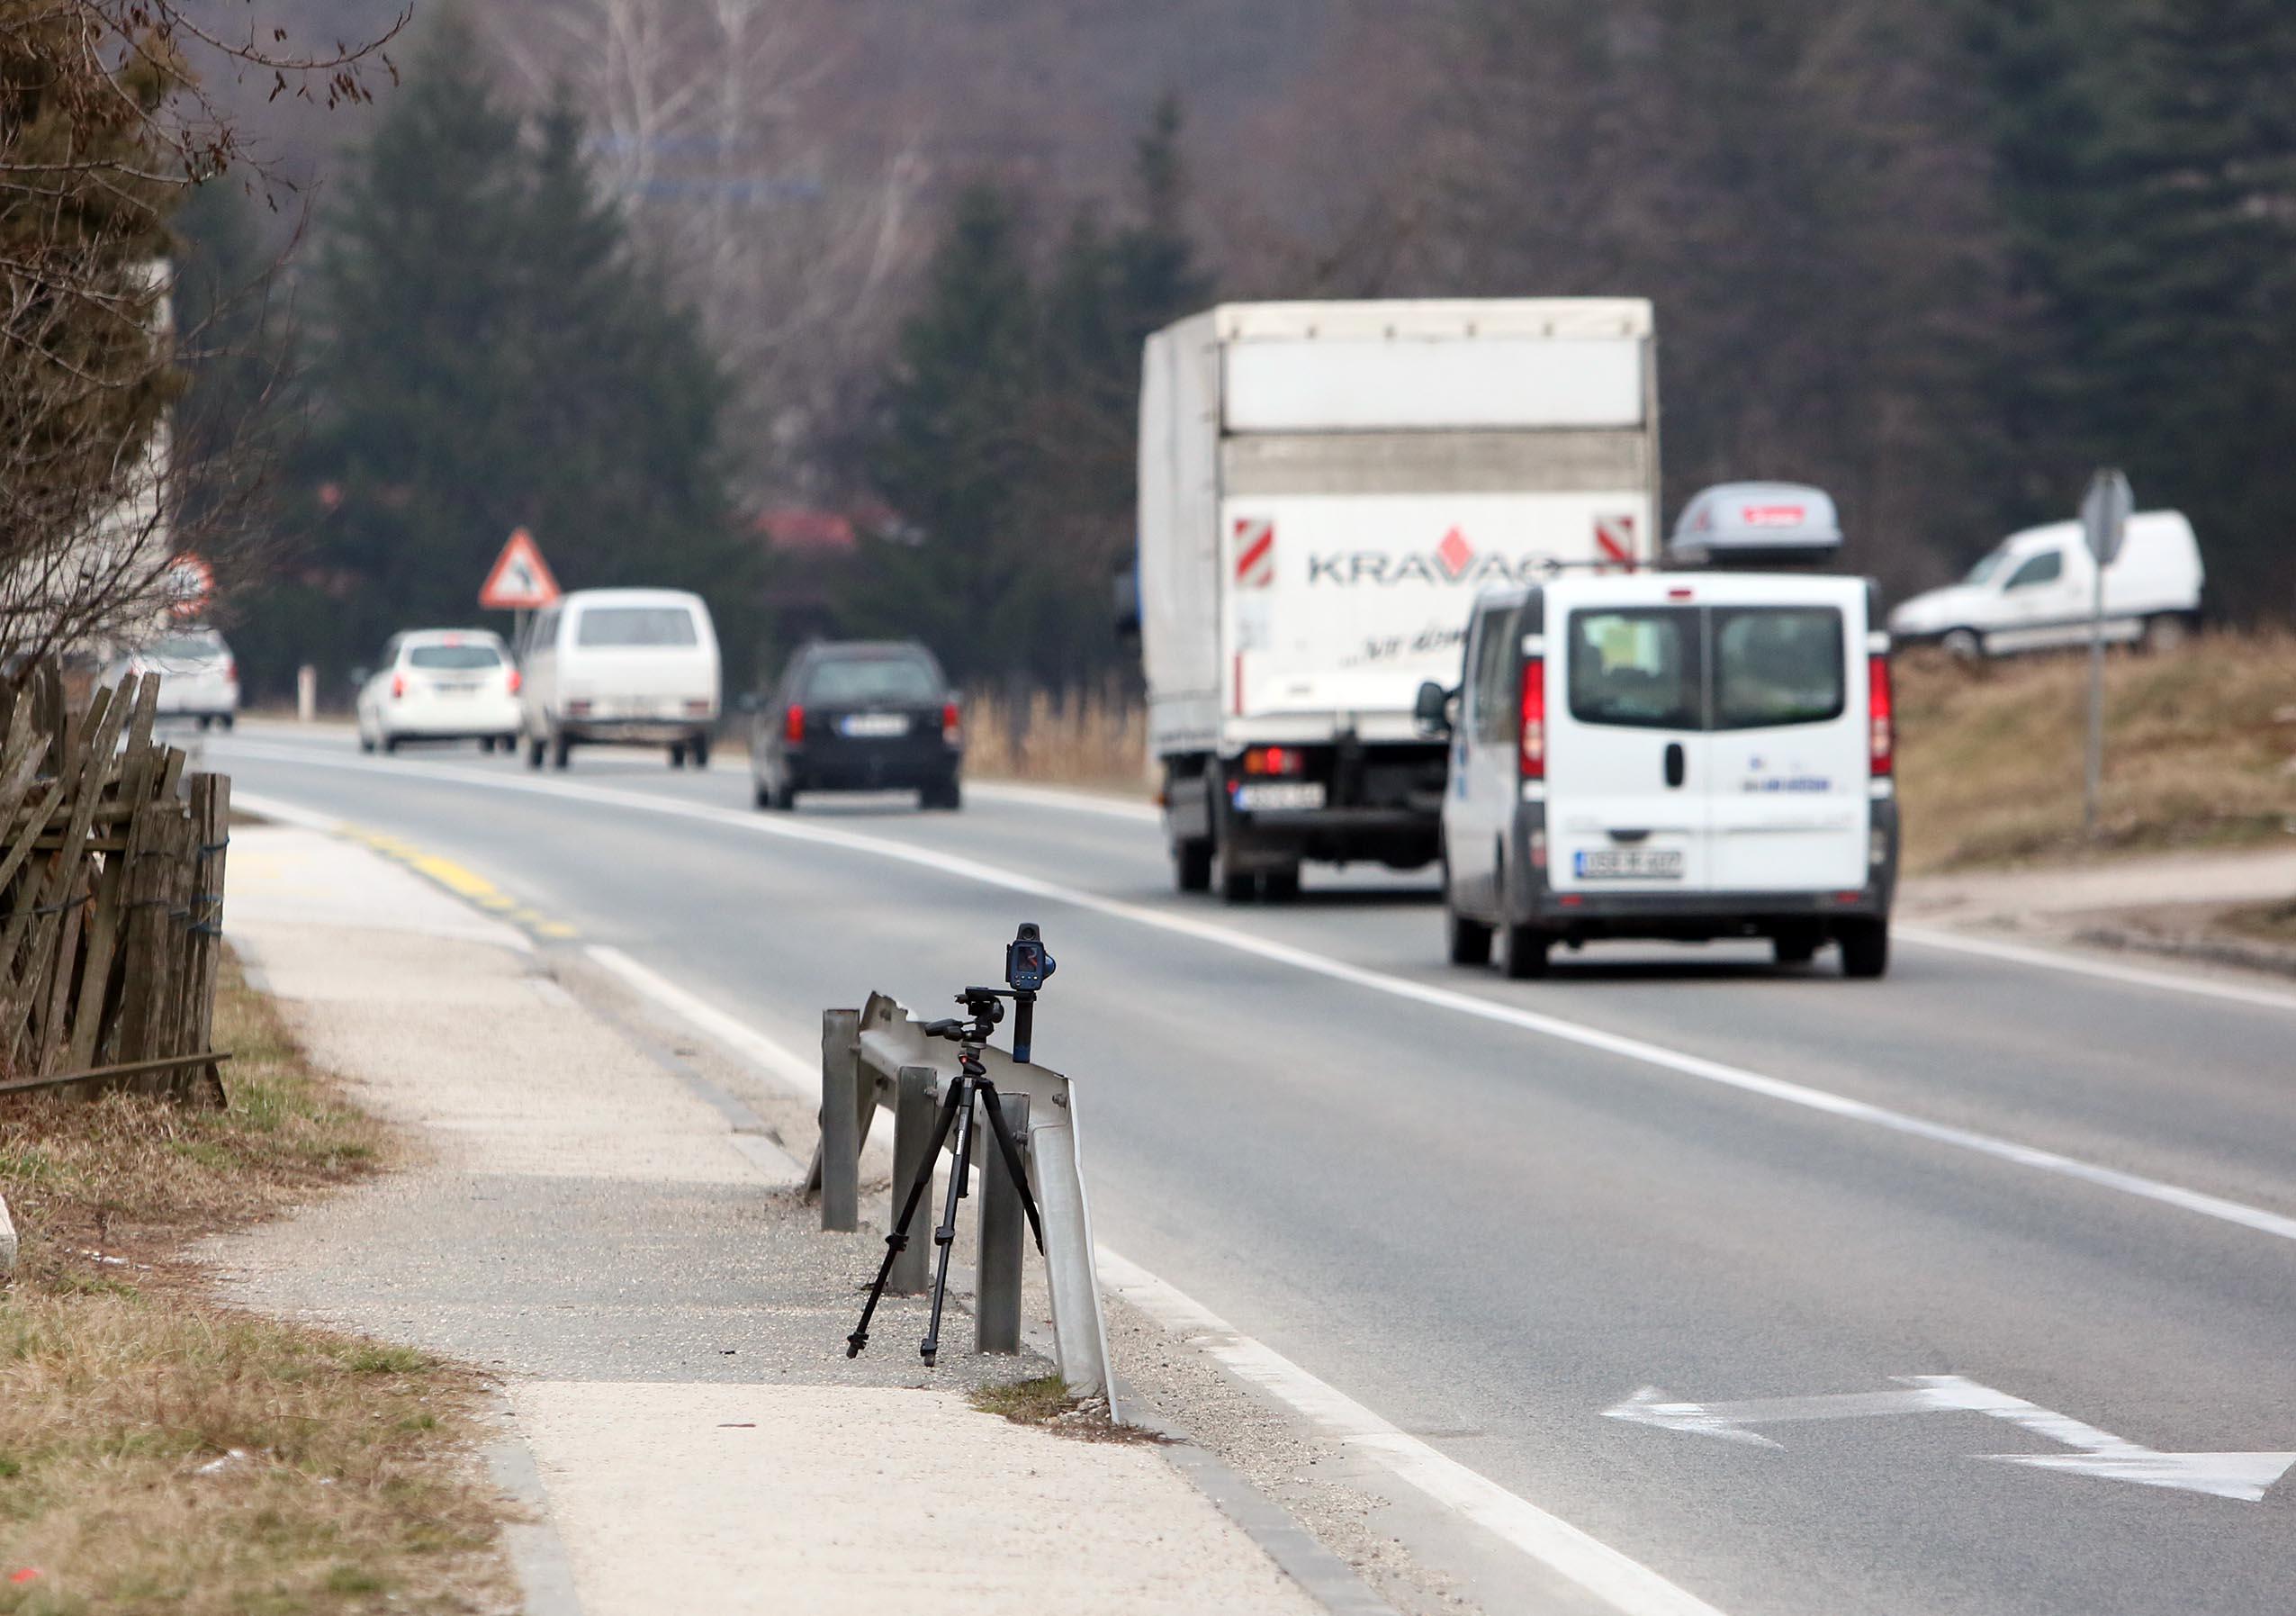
<box><xmin>846</xmin><ymin>988</ymin><xmax>1047</xmax><ymax>1365</ymax></box>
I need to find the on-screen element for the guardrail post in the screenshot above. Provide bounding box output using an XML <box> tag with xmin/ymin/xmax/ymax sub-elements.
<box><xmin>976</xmin><ymin>1094</ymin><xmax>1028</xmax><ymax>1354</ymax></box>
<box><xmin>818</xmin><ymin>1008</ymin><xmax>861</xmax><ymax>1232</ymax></box>
<box><xmin>889</xmin><ymin>1065</ymin><xmax>937</xmax><ymax>1293</ymax></box>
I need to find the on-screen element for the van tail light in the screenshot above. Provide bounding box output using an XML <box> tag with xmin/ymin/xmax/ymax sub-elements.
<box><xmin>1518</xmin><ymin>657</ymin><xmax>1546</xmax><ymax>780</ymax></box>
<box><xmin>941</xmin><ymin>701</ymin><xmax>961</xmax><ymax>745</ymax></box>
<box><xmin>223</xmin><ymin>658</ymin><xmax>238</xmax><ymax>684</ymax></box>
<box><xmin>1868</xmin><ymin>655</ymin><xmax>1894</xmax><ymax>776</ymax></box>
<box><xmin>507</xmin><ymin>668</ymin><xmax>523</xmax><ymax>695</ymax></box>
<box><xmin>785</xmin><ymin>704</ymin><xmax>806</xmax><ymax>744</ymax></box>
<box><xmin>390</xmin><ymin>673</ymin><xmax>405</xmax><ymax>700</ymax></box>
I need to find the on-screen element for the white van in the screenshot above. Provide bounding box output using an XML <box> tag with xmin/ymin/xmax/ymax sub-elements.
<box><xmin>517</xmin><ymin>589</ymin><xmax>721</xmax><ymax>770</ymax></box>
<box><xmin>1423</xmin><ymin>487</ymin><xmax>1896</xmax><ymax>979</ymax></box>
<box><xmin>1889</xmin><ymin>510</ymin><xmax>2203</xmax><ymax>657</ymax></box>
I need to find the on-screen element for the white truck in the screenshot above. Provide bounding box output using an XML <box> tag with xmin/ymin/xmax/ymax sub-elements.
<box><xmin>1137</xmin><ymin>298</ymin><xmax>1661</xmax><ymax>900</ymax></box>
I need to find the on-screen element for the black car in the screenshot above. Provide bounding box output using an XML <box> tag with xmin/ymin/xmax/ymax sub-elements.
<box><xmin>751</xmin><ymin>641</ymin><xmax>963</xmax><ymax>810</ymax></box>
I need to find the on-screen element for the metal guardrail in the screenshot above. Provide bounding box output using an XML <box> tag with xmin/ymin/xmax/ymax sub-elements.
<box><xmin>807</xmin><ymin>990</ymin><xmax>1113</xmax><ymax>1397</ymax></box>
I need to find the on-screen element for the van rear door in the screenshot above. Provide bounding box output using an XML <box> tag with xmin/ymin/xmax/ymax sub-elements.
<box><xmin>1703</xmin><ymin>584</ymin><xmax>1869</xmax><ymax>891</ymax></box>
<box><xmin>1546</xmin><ymin>598</ymin><xmax>1709</xmax><ymax>893</ymax></box>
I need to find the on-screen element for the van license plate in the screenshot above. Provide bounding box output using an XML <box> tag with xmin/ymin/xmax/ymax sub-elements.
<box><xmin>839</xmin><ymin>713</ymin><xmax>910</xmax><ymax>738</ymax></box>
<box><xmin>1575</xmin><ymin>848</ymin><xmax>1685</xmax><ymax>880</ymax></box>
<box><xmin>1233</xmin><ymin>781</ymin><xmax>1325</xmax><ymax>812</ymax></box>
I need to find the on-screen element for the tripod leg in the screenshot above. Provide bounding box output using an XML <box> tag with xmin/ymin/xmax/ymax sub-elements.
<box><xmin>977</xmin><ymin>1084</ymin><xmax>1046</xmax><ymax>1256</ymax></box>
<box><xmin>847</xmin><ymin>1080</ymin><xmax>964</xmax><ymax>1358</ymax></box>
<box><xmin>920</xmin><ymin>1079</ymin><xmax>977</xmax><ymax>1366</ymax></box>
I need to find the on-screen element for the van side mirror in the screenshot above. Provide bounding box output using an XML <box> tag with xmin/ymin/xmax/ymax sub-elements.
<box><xmin>1414</xmin><ymin>681</ymin><xmax>1453</xmax><ymax>737</ymax></box>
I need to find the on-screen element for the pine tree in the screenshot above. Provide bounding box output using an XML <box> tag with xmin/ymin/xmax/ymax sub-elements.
<box><xmin>274</xmin><ymin>12</ymin><xmax>748</xmax><ymax>691</ymax></box>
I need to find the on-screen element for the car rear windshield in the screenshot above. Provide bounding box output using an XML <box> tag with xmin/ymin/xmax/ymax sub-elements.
<box><xmin>576</xmin><ymin>606</ymin><xmax>699</xmax><ymax>647</ymax></box>
<box><xmin>1711</xmin><ymin>608</ymin><xmax>1844</xmax><ymax>730</ymax></box>
<box><xmin>803</xmin><ymin>656</ymin><xmax>942</xmax><ymax>706</ymax></box>
<box><xmin>1565</xmin><ymin>605</ymin><xmax>1846</xmax><ymax>731</ymax></box>
<box><xmin>1567</xmin><ymin>609</ymin><xmax>1702</xmax><ymax>730</ymax></box>
<box><xmin>408</xmin><ymin>644</ymin><xmax>503</xmax><ymax>671</ymax></box>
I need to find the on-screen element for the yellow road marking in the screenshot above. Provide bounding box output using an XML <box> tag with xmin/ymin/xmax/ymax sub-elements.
<box><xmin>339</xmin><ymin>828</ymin><xmax>578</xmax><ymax>942</ymax></box>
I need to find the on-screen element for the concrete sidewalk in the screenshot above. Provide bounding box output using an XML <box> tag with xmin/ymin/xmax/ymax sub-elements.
<box><xmin>209</xmin><ymin>826</ymin><xmax>1321</xmax><ymax>1616</ymax></box>
<box><xmin>1904</xmin><ymin>842</ymin><xmax>2296</xmax><ymax>922</ymax></box>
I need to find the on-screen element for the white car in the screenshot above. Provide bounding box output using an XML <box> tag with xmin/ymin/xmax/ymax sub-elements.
<box><xmin>1889</xmin><ymin>510</ymin><xmax>2204</xmax><ymax>658</ymax></box>
<box><xmin>356</xmin><ymin>629</ymin><xmax>522</xmax><ymax>754</ymax></box>
<box><xmin>110</xmin><ymin>627</ymin><xmax>239</xmax><ymax>729</ymax></box>
<box><xmin>515</xmin><ymin>589</ymin><xmax>721</xmax><ymax>769</ymax></box>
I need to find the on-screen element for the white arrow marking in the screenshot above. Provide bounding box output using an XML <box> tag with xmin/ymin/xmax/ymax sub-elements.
<box><xmin>1605</xmin><ymin>1374</ymin><xmax>2295</xmax><ymax>1502</ymax></box>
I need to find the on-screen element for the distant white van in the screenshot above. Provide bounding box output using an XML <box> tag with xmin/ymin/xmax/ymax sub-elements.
<box><xmin>517</xmin><ymin>589</ymin><xmax>721</xmax><ymax>770</ymax></box>
<box><xmin>1889</xmin><ymin>511</ymin><xmax>2203</xmax><ymax>657</ymax></box>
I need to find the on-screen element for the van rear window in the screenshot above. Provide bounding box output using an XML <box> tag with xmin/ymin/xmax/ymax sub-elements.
<box><xmin>1567</xmin><ymin>609</ymin><xmax>1701</xmax><ymax>730</ymax></box>
<box><xmin>1711</xmin><ymin>608</ymin><xmax>1844</xmax><ymax>730</ymax></box>
<box><xmin>576</xmin><ymin>607</ymin><xmax>699</xmax><ymax>647</ymax></box>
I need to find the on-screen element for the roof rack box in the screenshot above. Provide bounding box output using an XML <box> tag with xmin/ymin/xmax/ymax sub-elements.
<box><xmin>1669</xmin><ymin>482</ymin><xmax>1842</xmax><ymax>567</ymax></box>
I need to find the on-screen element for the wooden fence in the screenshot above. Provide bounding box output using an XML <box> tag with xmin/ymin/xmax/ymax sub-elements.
<box><xmin>0</xmin><ymin>665</ymin><xmax>230</xmax><ymax>1104</ymax></box>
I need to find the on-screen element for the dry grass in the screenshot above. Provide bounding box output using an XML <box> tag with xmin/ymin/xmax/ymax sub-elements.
<box><xmin>963</xmin><ymin>686</ymin><xmax>1149</xmax><ymax>793</ymax></box>
<box><xmin>1895</xmin><ymin>631</ymin><xmax>2296</xmax><ymax>873</ymax></box>
<box><xmin>0</xmin><ymin>957</ymin><xmax>511</xmax><ymax>1616</ymax></box>
<box><xmin>968</xmin><ymin>1375</ymin><xmax>1166</xmax><ymax>1445</ymax></box>
<box><xmin>2219</xmin><ymin>898</ymin><xmax>2296</xmax><ymax>948</ymax></box>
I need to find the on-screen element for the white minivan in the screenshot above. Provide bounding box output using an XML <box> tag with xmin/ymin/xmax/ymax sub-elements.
<box><xmin>517</xmin><ymin>589</ymin><xmax>721</xmax><ymax>770</ymax></box>
<box><xmin>1889</xmin><ymin>510</ymin><xmax>2203</xmax><ymax>657</ymax></box>
<box><xmin>1422</xmin><ymin>485</ymin><xmax>1896</xmax><ymax>979</ymax></box>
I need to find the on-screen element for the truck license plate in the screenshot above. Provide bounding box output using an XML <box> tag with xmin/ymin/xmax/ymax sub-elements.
<box><xmin>839</xmin><ymin>712</ymin><xmax>909</xmax><ymax>738</ymax></box>
<box><xmin>1574</xmin><ymin>848</ymin><xmax>1685</xmax><ymax>880</ymax></box>
<box><xmin>1233</xmin><ymin>781</ymin><xmax>1325</xmax><ymax>812</ymax></box>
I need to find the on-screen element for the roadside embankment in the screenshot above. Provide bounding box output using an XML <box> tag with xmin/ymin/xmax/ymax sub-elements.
<box><xmin>0</xmin><ymin>954</ymin><xmax>510</xmax><ymax>1615</ymax></box>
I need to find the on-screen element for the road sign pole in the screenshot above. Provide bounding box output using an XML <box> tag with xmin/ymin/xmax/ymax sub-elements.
<box><xmin>2077</xmin><ymin>468</ymin><xmax>2130</xmax><ymax>843</ymax></box>
<box><xmin>2084</xmin><ymin>562</ymin><xmax>2105</xmax><ymax>838</ymax></box>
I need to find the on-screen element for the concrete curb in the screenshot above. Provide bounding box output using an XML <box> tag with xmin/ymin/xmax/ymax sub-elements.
<box><xmin>484</xmin><ymin>1422</ymin><xmax>587</xmax><ymax>1616</ymax></box>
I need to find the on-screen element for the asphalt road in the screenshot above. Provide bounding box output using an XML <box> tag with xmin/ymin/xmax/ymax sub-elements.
<box><xmin>209</xmin><ymin>724</ymin><xmax>2296</xmax><ymax>1616</ymax></box>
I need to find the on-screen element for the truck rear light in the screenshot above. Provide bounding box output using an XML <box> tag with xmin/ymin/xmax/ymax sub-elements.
<box><xmin>1518</xmin><ymin>657</ymin><xmax>1546</xmax><ymax>780</ymax></box>
<box><xmin>390</xmin><ymin>673</ymin><xmax>405</xmax><ymax>700</ymax></box>
<box><xmin>941</xmin><ymin>701</ymin><xmax>961</xmax><ymax>745</ymax></box>
<box><xmin>785</xmin><ymin>704</ymin><xmax>805</xmax><ymax>743</ymax></box>
<box><xmin>507</xmin><ymin>668</ymin><xmax>523</xmax><ymax>694</ymax></box>
<box><xmin>1868</xmin><ymin>655</ymin><xmax>1894</xmax><ymax>776</ymax></box>
<box><xmin>1242</xmin><ymin>746</ymin><xmax>1302</xmax><ymax>777</ymax></box>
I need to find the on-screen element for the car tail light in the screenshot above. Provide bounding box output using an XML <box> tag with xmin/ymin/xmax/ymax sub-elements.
<box><xmin>941</xmin><ymin>701</ymin><xmax>961</xmax><ymax>745</ymax></box>
<box><xmin>390</xmin><ymin>673</ymin><xmax>405</xmax><ymax>700</ymax></box>
<box><xmin>1242</xmin><ymin>745</ymin><xmax>1303</xmax><ymax>777</ymax></box>
<box><xmin>507</xmin><ymin>668</ymin><xmax>522</xmax><ymax>694</ymax></box>
<box><xmin>785</xmin><ymin>704</ymin><xmax>805</xmax><ymax>743</ymax></box>
<box><xmin>1518</xmin><ymin>657</ymin><xmax>1546</xmax><ymax>779</ymax></box>
<box><xmin>1868</xmin><ymin>655</ymin><xmax>1894</xmax><ymax>776</ymax></box>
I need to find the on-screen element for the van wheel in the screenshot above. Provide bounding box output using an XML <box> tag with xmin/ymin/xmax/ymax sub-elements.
<box><xmin>1941</xmin><ymin>628</ymin><xmax>1981</xmax><ymax>660</ymax></box>
<box><xmin>669</xmin><ymin>744</ymin><xmax>687</xmax><ymax>769</ymax></box>
<box><xmin>1446</xmin><ymin>906</ymin><xmax>1493</xmax><ymax>967</ymax></box>
<box><xmin>551</xmin><ymin>733</ymin><xmax>571</xmax><ymax>771</ymax></box>
<box><xmin>1773</xmin><ymin>932</ymin><xmax>1819</xmax><ymax>967</ymax></box>
<box><xmin>1210</xmin><ymin>821</ymin><xmax>1255</xmax><ymax>903</ymax></box>
<box><xmin>1840</xmin><ymin>919</ymin><xmax>1890</xmax><ymax>980</ymax></box>
<box><xmin>1174</xmin><ymin>839</ymin><xmax>1211</xmax><ymax>893</ymax></box>
<box><xmin>2141</xmin><ymin>614</ymin><xmax>2189</xmax><ymax>655</ymax></box>
<box><xmin>381</xmin><ymin>735</ymin><xmax>399</xmax><ymax>755</ymax></box>
<box><xmin>691</xmin><ymin>735</ymin><xmax>712</xmax><ymax>768</ymax></box>
<box><xmin>1500</xmin><ymin>924</ymin><xmax>1551</xmax><ymax>980</ymax></box>
<box><xmin>196</xmin><ymin>714</ymin><xmax>213</xmax><ymax>732</ymax></box>
<box><xmin>527</xmin><ymin>735</ymin><xmax>545</xmax><ymax>770</ymax></box>
<box><xmin>358</xmin><ymin>732</ymin><xmax>375</xmax><ymax>756</ymax></box>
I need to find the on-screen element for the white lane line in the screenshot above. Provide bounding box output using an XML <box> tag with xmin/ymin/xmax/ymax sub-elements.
<box><xmin>1896</xmin><ymin>924</ymin><xmax>2296</xmax><ymax>1015</ymax></box>
<box><xmin>583</xmin><ymin>940</ymin><xmax>1727</xmax><ymax>1616</ymax></box>
<box><xmin>215</xmin><ymin>742</ymin><xmax>2296</xmax><ymax>1246</ymax></box>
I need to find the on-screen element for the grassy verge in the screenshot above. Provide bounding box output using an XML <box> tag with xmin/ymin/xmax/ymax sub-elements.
<box><xmin>1895</xmin><ymin>632</ymin><xmax>2296</xmax><ymax>873</ymax></box>
<box><xmin>0</xmin><ymin>956</ymin><xmax>509</xmax><ymax>1616</ymax></box>
<box><xmin>963</xmin><ymin>687</ymin><xmax>1148</xmax><ymax>794</ymax></box>
<box><xmin>969</xmin><ymin>1375</ymin><xmax>1166</xmax><ymax>1445</ymax></box>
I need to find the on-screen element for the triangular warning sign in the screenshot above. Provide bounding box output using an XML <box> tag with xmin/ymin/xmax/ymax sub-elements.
<box><xmin>479</xmin><ymin>528</ymin><xmax>562</xmax><ymax>610</ymax></box>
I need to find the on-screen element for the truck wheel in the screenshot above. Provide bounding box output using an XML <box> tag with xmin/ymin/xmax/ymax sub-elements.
<box><xmin>1174</xmin><ymin>840</ymin><xmax>1211</xmax><ymax>893</ymax></box>
<box><xmin>691</xmin><ymin>734</ymin><xmax>712</xmax><ymax>768</ymax></box>
<box><xmin>527</xmin><ymin>734</ymin><xmax>545</xmax><ymax>770</ymax></box>
<box><xmin>1941</xmin><ymin>628</ymin><xmax>1981</xmax><ymax>660</ymax></box>
<box><xmin>1446</xmin><ymin>906</ymin><xmax>1493</xmax><ymax>968</ymax></box>
<box><xmin>669</xmin><ymin>743</ymin><xmax>687</xmax><ymax>769</ymax></box>
<box><xmin>1262</xmin><ymin>866</ymin><xmax>1301</xmax><ymax>903</ymax></box>
<box><xmin>1500</xmin><ymin>924</ymin><xmax>1551</xmax><ymax>980</ymax></box>
<box><xmin>552</xmin><ymin>732</ymin><xmax>572</xmax><ymax>771</ymax></box>
<box><xmin>2141</xmin><ymin>614</ymin><xmax>2189</xmax><ymax>655</ymax></box>
<box><xmin>1839</xmin><ymin>919</ymin><xmax>1890</xmax><ymax>980</ymax></box>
